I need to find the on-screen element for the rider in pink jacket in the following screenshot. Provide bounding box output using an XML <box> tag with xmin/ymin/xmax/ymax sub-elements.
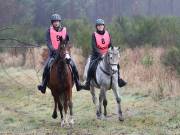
<box><xmin>81</xmin><ymin>19</ymin><xmax>127</xmax><ymax>90</ymax></box>
<box><xmin>37</xmin><ymin>14</ymin><xmax>82</xmax><ymax>93</ymax></box>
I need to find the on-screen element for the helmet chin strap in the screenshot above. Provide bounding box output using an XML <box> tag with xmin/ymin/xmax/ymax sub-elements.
<box><xmin>96</xmin><ymin>29</ymin><xmax>105</xmax><ymax>34</ymax></box>
<box><xmin>53</xmin><ymin>24</ymin><xmax>62</xmax><ymax>31</ymax></box>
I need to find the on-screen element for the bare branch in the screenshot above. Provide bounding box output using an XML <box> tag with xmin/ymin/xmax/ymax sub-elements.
<box><xmin>0</xmin><ymin>45</ymin><xmax>40</xmax><ymax>48</ymax></box>
<box><xmin>0</xmin><ymin>27</ymin><xmax>15</xmax><ymax>32</ymax></box>
<box><xmin>0</xmin><ymin>38</ymin><xmax>40</xmax><ymax>48</ymax></box>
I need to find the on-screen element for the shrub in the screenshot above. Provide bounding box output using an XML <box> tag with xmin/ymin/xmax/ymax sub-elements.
<box><xmin>141</xmin><ymin>54</ymin><xmax>153</xmax><ymax>68</ymax></box>
<box><xmin>64</xmin><ymin>18</ymin><xmax>93</xmax><ymax>57</ymax></box>
<box><xmin>162</xmin><ymin>46</ymin><xmax>180</xmax><ymax>75</ymax></box>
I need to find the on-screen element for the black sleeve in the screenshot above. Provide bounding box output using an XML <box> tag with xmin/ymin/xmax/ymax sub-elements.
<box><xmin>91</xmin><ymin>33</ymin><xmax>100</xmax><ymax>55</ymax></box>
<box><xmin>46</xmin><ymin>29</ymin><xmax>54</xmax><ymax>52</ymax></box>
<box><xmin>65</xmin><ymin>32</ymin><xmax>70</xmax><ymax>43</ymax></box>
<box><xmin>108</xmin><ymin>33</ymin><xmax>113</xmax><ymax>48</ymax></box>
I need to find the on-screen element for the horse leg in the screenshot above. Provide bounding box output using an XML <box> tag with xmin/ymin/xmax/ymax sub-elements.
<box><xmin>58</xmin><ymin>96</ymin><xmax>69</xmax><ymax>127</ymax></box>
<box><xmin>103</xmin><ymin>93</ymin><xmax>108</xmax><ymax>117</ymax></box>
<box><xmin>63</xmin><ymin>99</ymin><xmax>69</xmax><ymax>127</ymax></box>
<box><xmin>97</xmin><ymin>88</ymin><xmax>105</xmax><ymax>119</ymax></box>
<box><xmin>52</xmin><ymin>95</ymin><xmax>58</xmax><ymax>119</ymax></box>
<box><xmin>58</xmin><ymin>97</ymin><xmax>63</xmax><ymax>120</ymax></box>
<box><xmin>90</xmin><ymin>86</ymin><xmax>98</xmax><ymax>115</ymax></box>
<box><xmin>68</xmin><ymin>99</ymin><xmax>74</xmax><ymax>126</ymax></box>
<box><xmin>112</xmin><ymin>87</ymin><xmax>124</xmax><ymax>121</ymax></box>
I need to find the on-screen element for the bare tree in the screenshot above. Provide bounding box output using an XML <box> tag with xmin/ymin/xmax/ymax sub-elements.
<box><xmin>148</xmin><ymin>0</ymin><xmax>152</xmax><ymax>16</ymax></box>
<box><xmin>68</xmin><ymin>0</ymin><xmax>75</xmax><ymax>19</ymax></box>
<box><xmin>133</xmin><ymin>0</ymin><xmax>140</xmax><ymax>16</ymax></box>
<box><xmin>170</xmin><ymin>0</ymin><xmax>174</xmax><ymax>15</ymax></box>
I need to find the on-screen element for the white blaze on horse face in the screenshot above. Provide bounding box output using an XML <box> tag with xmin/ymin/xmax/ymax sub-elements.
<box><xmin>111</xmin><ymin>64</ymin><xmax>118</xmax><ymax>72</ymax></box>
<box><xmin>65</xmin><ymin>50</ymin><xmax>71</xmax><ymax>60</ymax></box>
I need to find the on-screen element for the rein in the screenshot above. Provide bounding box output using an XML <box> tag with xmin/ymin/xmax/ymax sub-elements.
<box><xmin>99</xmin><ymin>63</ymin><xmax>118</xmax><ymax>90</ymax></box>
<box><xmin>100</xmin><ymin>66</ymin><xmax>111</xmax><ymax>76</ymax></box>
<box><xmin>99</xmin><ymin>66</ymin><xmax>113</xmax><ymax>90</ymax></box>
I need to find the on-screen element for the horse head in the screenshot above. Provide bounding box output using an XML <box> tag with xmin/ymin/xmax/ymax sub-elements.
<box><xmin>105</xmin><ymin>46</ymin><xmax>120</xmax><ymax>74</ymax></box>
<box><xmin>57</xmin><ymin>37</ymin><xmax>71</xmax><ymax>62</ymax></box>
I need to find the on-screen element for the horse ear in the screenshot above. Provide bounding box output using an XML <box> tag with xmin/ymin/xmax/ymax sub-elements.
<box><xmin>60</xmin><ymin>37</ymin><xmax>68</xmax><ymax>46</ymax></box>
<box><xmin>60</xmin><ymin>36</ymin><xmax>63</xmax><ymax>43</ymax></box>
<box><xmin>68</xmin><ymin>43</ymin><xmax>73</xmax><ymax>48</ymax></box>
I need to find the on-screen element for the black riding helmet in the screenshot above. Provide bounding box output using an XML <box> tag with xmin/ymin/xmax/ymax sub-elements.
<box><xmin>51</xmin><ymin>14</ymin><xmax>61</xmax><ymax>24</ymax></box>
<box><xmin>96</xmin><ymin>19</ymin><xmax>105</xmax><ymax>34</ymax></box>
<box><xmin>96</xmin><ymin>19</ymin><xmax>105</xmax><ymax>26</ymax></box>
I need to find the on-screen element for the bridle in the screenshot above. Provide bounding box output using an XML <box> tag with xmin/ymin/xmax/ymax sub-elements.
<box><xmin>59</xmin><ymin>44</ymin><xmax>71</xmax><ymax>61</ymax></box>
<box><xmin>100</xmin><ymin>52</ymin><xmax>119</xmax><ymax>76</ymax></box>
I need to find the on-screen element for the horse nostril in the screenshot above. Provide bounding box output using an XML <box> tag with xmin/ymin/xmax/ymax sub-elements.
<box><xmin>65</xmin><ymin>58</ymin><xmax>71</xmax><ymax>64</ymax></box>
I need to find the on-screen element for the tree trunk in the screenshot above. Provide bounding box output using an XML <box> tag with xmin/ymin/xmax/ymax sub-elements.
<box><xmin>170</xmin><ymin>0</ymin><xmax>174</xmax><ymax>16</ymax></box>
<box><xmin>148</xmin><ymin>0</ymin><xmax>152</xmax><ymax>16</ymax></box>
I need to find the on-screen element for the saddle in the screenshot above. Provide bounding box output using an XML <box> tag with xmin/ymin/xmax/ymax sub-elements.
<box><xmin>89</xmin><ymin>56</ymin><xmax>102</xmax><ymax>85</ymax></box>
<box><xmin>43</xmin><ymin>54</ymin><xmax>73</xmax><ymax>81</ymax></box>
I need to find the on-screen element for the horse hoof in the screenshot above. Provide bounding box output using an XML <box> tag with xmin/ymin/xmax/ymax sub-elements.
<box><xmin>96</xmin><ymin>111</ymin><xmax>101</xmax><ymax>118</ymax></box>
<box><xmin>69</xmin><ymin>119</ymin><xmax>74</xmax><ymax>126</ymax></box>
<box><xmin>96</xmin><ymin>114</ymin><xmax>102</xmax><ymax>120</ymax></box>
<box><xmin>52</xmin><ymin>112</ymin><xmax>57</xmax><ymax>119</ymax></box>
<box><xmin>119</xmin><ymin>116</ymin><xmax>124</xmax><ymax>121</ymax></box>
<box><xmin>102</xmin><ymin>115</ymin><xmax>108</xmax><ymax>120</ymax></box>
<box><xmin>64</xmin><ymin>123</ymin><xmax>71</xmax><ymax>129</ymax></box>
<box><xmin>61</xmin><ymin>121</ymin><xmax>65</xmax><ymax>128</ymax></box>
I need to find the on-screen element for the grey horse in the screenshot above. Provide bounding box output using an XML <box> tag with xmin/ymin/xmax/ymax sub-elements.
<box><xmin>83</xmin><ymin>46</ymin><xmax>124</xmax><ymax>121</ymax></box>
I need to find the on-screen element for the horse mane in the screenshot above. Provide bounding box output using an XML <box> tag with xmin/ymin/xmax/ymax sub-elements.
<box><xmin>103</xmin><ymin>51</ymin><xmax>109</xmax><ymax>65</ymax></box>
<box><xmin>57</xmin><ymin>58</ymin><xmax>67</xmax><ymax>84</ymax></box>
<box><xmin>56</xmin><ymin>38</ymin><xmax>69</xmax><ymax>90</ymax></box>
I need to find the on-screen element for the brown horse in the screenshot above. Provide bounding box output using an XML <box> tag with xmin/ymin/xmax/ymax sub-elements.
<box><xmin>47</xmin><ymin>39</ymin><xmax>74</xmax><ymax>127</ymax></box>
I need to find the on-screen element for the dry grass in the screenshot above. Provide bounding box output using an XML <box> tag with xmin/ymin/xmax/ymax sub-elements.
<box><xmin>120</xmin><ymin>47</ymin><xmax>180</xmax><ymax>100</ymax></box>
<box><xmin>0</xmin><ymin>68</ymin><xmax>179</xmax><ymax>135</ymax></box>
<box><xmin>0</xmin><ymin>47</ymin><xmax>180</xmax><ymax>134</ymax></box>
<box><xmin>0</xmin><ymin>46</ymin><xmax>86</xmax><ymax>78</ymax></box>
<box><xmin>0</xmin><ymin>46</ymin><xmax>179</xmax><ymax>99</ymax></box>
<box><xmin>0</xmin><ymin>52</ymin><xmax>23</xmax><ymax>67</ymax></box>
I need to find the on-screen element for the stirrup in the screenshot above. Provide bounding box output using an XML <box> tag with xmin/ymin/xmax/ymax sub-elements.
<box><xmin>37</xmin><ymin>85</ymin><xmax>46</xmax><ymax>94</ymax></box>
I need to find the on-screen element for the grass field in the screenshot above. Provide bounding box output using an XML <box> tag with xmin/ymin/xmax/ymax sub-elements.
<box><xmin>0</xmin><ymin>67</ymin><xmax>180</xmax><ymax>135</ymax></box>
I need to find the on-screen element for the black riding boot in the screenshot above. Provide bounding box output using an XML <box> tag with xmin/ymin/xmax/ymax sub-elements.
<box><xmin>37</xmin><ymin>55</ymin><xmax>56</xmax><ymax>94</ymax></box>
<box><xmin>69</xmin><ymin>60</ymin><xmax>82</xmax><ymax>91</ymax></box>
<box><xmin>37</xmin><ymin>63</ymin><xmax>50</xmax><ymax>94</ymax></box>
<box><xmin>37</xmin><ymin>77</ymin><xmax>49</xmax><ymax>94</ymax></box>
<box><xmin>81</xmin><ymin>57</ymin><xmax>97</xmax><ymax>90</ymax></box>
<box><xmin>117</xmin><ymin>64</ymin><xmax>127</xmax><ymax>87</ymax></box>
<box><xmin>81</xmin><ymin>62</ymin><xmax>93</xmax><ymax>90</ymax></box>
